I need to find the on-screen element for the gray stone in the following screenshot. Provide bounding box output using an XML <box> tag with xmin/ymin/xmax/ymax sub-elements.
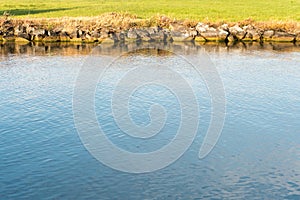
<box><xmin>196</xmin><ymin>22</ymin><xmax>209</xmax><ymax>32</ymax></box>
<box><xmin>144</xmin><ymin>27</ymin><xmax>157</xmax><ymax>35</ymax></box>
<box><xmin>110</xmin><ymin>32</ymin><xmax>119</xmax><ymax>42</ymax></box>
<box><xmin>135</xmin><ymin>29</ymin><xmax>151</xmax><ymax>41</ymax></box>
<box><xmin>127</xmin><ymin>29</ymin><xmax>138</xmax><ymax>39</ymax></box>
<box><xmin>242</xmin><ymin>26</ymin><xmax>261</xmax><ymax>41</ymax></box>
<box><xmin>199</xmin><ymin>28</ymin><xmax>228</xmax><ymax>42</ymax></box>
<box><xmin>100</xmin><ymin>31</ymin><xmax>109</xmax><ymax>39</ymax></box>
<box><xmin>150</xmin><ymin>30</ymin><xmax>165</xmax><ymax>41</ymax></box>
<box><xmin>263</xmin><ymin>30</ymin><xmax>275</xmax><ymax>40</ymax></box>
<box><xmin>219</xmin><ymin>24</ymin><xmax>229</xmax><ymax>31</ymax></box>
<box><xmin>229</xmin><ymin>25</ymin><xmax>246</xmax><ymax>40</ymax></box>
<box><xmin>170</xmin><ymin>30</ymin><xmax>192</xmax><ymax>42</ymax></box>
<box><xmin>91</xmin><ymin>31</ymin><xmax>101</xmax><ymax>38</ymax></box>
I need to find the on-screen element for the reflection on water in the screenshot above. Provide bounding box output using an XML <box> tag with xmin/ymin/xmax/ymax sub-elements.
<box><xmin>0</xmin><ymin>42</ymin><xmax>299</xmax><ymax>199</ymax></box>
<box><xmin>0</xmin><ymin>41</ymin><xmax>300</xmax><ymax>58</ymax></box>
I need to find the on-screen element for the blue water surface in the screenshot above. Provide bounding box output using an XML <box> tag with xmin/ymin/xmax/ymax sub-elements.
<box><xmin>0</xmin><ymin>44</ymin><xmax>299</xmax><ymax>199</ymax></box>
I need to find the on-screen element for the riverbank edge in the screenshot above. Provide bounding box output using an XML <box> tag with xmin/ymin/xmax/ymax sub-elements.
<box><xmin>1</xmin><ymin>14</ymin><xmax>300</xmax><ymax>44</ymax></box>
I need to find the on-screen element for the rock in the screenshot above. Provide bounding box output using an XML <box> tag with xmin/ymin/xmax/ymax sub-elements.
<box><xmin>59</xmin><ymin>31</ymin><xmax>70</xmax><ymax>42</ymax></box>
<box><xmin>31</xmin><ymin>29</ymin><xmax>45</xmax><ymax>36</ymax></box>
<box><xmin>271</xmin><ymin>31</ymin><xmax>295</xmax><ymax>42</ymax></box>
<box><xmin>194</xmin><ymin>36</ymin><xmax>206</xmax><ymax>42</ymax></box>
<box><xmin>218</xmin><ymin>30</ymin><xmax>229</xmax><ymax>41</ymax></box>
<box><xmin>144</xmin><ymin>27</ymin><xmax>157</xmax><ymax>35</ymax></box>
<box><xmin>15</xmin><ymin>37</ymin><xmax>30</xmax><ymax>43</ymax></box>
<box><xmin>229</xmin><ymin>25</ymin><xmax>246</xmax><ymax>40</ymax></box>
<box><xmin>170</xmin><ymin>30</ymin><xmax>193</xmax><ymax>42</ymax></box>
<box><xmin>163</xmin><ymin>30</ymin><xmax>172</xmax><ymax>41</ymax></box>
<box><xmin>101</xmin><ymin>37</ymin><xmax>115</xmax><ymax>44</ymax></box>
<box><xmin>61</xmin><ymin>27</ymin><xmax>73</xmax><ymax>36</ymax></box>
<box><xmin>189</xmin><ymin>30</ymin><xmax>198</xmax><ymax>37</ymax></box>
<box><xmin>127</xmin><ymin>29</ymin><xmax>138</xmax><ymax>39</ymax></box>
<box><xmin>243</xmin><ymin>30</ymin><xmax>261</xmax><ymax>41</ymax></box>
<box><xmin>33</xmin><ymin>35</ymin><xmax>44</xmax><ymax>42</ymax></box>
<box><xmin>3</xmin><ymin>36</ymin><xmax>15</xmax><ymax>42</ymax></box>
<box><xmin>197</xmin><ymin>24</ymin><xmax>229</xmax><ymax>41</ymax></box>
<box><xmin>68</xmin><ymin>31</ymin><xmax>77</xmax><ymax>39</ymax></box>
<box><xmin>196</xmin><ymin>22</ymin><xmax>209</xmax><ymax>32</ymax></box>
<box><xmin>43</xmin><ymin>36</ymin><xmax>60</xmax><ymax>42</ymax></box>
<box><xmin>77</xmin><ymin>29</ymin><xmax>83</xmax><ymax>37</ymax></box>
<box><xmin>118</xmin><ymin>32</ymin><xmax>126</xmax><ymax>42</ymax></box>
<box><xmin>150</xmin><ymin>30</ymin><xmax>165</xmax><ymax>41</ymax></box>
<box><xmin>109</xmin><ymin>32</ymin><xmax>119</xmax><ymax>42</ymax></box>
<box><xmin>227</xmin><ymin>34</ymin><xmax>236</xmax><ymax>42</ymax></box>
<box><xmin>135</xmin><ymin>29</ymin><xmax>151</xmax><ymax>41</ymax></box>
<box><xmin>17</xmin><ymin>33</ymin><xmax>31</xmax><ymax>40</ymax></box>
<box><xmin>263</xmin><ymin>30</ymin><xmax>275</xmax><ymax>41</ymax></box>
<box><xmin>91</xmin><ymin>30</ymin><xmax>101</xmax><ymax>38</ymax></box>
<box><xmin>70</xmin><ymin>38</ymin><xmax>83</xmax><ymax>43</ymax></box>
<box><xmin>1</xmin><ymin>20</ymin><xmax>14</xmax><ymax>36</ymax></box>
<box><xmin>242</xmin><ymin>25</ymin><xmax>261</xmax><ymax>41</ymax></box>
<box><xmin>169</xmin><ymin>23</ymin><xmax>195</xmax><ymax>42</ymax></box>
<box><xmin>198</xmin><ymin>27</ymin><xmax>228</xmax><ymax>42</ymax></box>
<box><xmin>219</xmin><ymin>24</ymin><xmax>229</xmax><ymax>31</ymax></box>
<box><xmin>59</xmin><ymin>36</ymin><xmax>70</xmax><ymax>42</ymax></box>
<box><xmin>100</xmin><ymin>31</ymin><xmax>109</xmax><ymax>39</ymax></box>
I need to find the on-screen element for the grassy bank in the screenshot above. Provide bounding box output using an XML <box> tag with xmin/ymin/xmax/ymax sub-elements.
<box><xmin>1</xmin><ymin>0</ymin><xmax>300</xmax><ymax>22</ymax></box>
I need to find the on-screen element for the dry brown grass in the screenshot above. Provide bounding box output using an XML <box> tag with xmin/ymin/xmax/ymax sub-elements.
<box><xmin>1</xmin><ymin>13</ymin><xmax>300</xmax><ymax>33</ymax></box>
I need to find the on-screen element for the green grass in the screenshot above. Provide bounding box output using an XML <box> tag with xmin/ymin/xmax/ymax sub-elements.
<box><xmin>1</xmin><ymin>0</ymin><xmax>300</xmax><ymax>22</ymax></box>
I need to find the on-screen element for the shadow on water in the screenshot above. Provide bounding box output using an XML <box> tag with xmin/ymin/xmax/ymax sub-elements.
<box><xmin>0</xmin><ymin>41</ymin><xmax>299</xmax><ymax>58</ymax></box>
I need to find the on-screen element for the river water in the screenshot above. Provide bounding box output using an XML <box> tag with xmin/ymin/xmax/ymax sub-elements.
<box><xmin>1</xmin><ymin>42</ymin><xmax>300</xmax><ymax>199</ymax></box>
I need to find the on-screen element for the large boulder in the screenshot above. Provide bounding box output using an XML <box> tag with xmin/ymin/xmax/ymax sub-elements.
<box><xmin>170</xmin><ymin>30</ymin><xmax>193</xmax><ymax>42</ymax></box>
<box><xmin>196</xmin><ymin>23</ymin><xmax>229</xmax><ymax>42</ymax></box>
<box><xmin>242</xmin><ymin>25</ymin><xmax>262</xmax><ymax>41</ymax></box>
<box><xmin>169</xmin><ymin>22</ymin><xmax>195</xmax><ymax>42</ymax></box>
<box><xmin>229</xmin><ymin>25</ymin><xmax>246</xmax><ymax>40</ymax></box>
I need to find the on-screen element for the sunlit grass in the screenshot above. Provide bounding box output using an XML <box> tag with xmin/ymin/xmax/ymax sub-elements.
<box><xmin>0</xmin><ymin>0</ymin><xmax>299</xmax><ymax>22</ymax></box>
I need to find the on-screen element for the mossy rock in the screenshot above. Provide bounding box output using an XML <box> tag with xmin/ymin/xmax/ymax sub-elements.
<box><xmin>195</xmin><ymin>36</ymin><xmax>206</xmax><ymax>42</ymax></box>
<box><xmin>43</xmin><ymin>36</ymin><xmax>60</xmax><ymax>43</ymax></box>
<box><xmin>15</xmin><ymin>37</ymin><xmax>30</xmax><ymax>43</ymax></box>
<box><xmin>206</xmin><ymin>37</ymin><xmax>226</xmax><ymax>42</ymax></box>
<box><xmin>59</xmin><ymin>36</ymin><xmax>70</xmax><ymax>42</ymax></box>
<box><xmin>83</xmin><ymin>37</ymin><xmax>98</xmax><ymax>43</ymax></box>
<box><xmin>70</xmin><ymin>38</ymin><xmax>83</xmax><ymax>43</ymax></box>
<box><xmin>33</xmin><ymin>36</ymin><xmax>44</xmax><ymax>42</ymax></box>
<box><xmin>3</xmin><ymin>36</ymin><xmax>15</xmax><ymax>42</ymax></box>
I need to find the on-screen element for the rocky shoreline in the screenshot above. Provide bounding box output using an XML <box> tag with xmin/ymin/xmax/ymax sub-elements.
<box><xmin>1</xmin><ymin>15</ymin><xmax>300</xmax><ymax>44</ymax></box>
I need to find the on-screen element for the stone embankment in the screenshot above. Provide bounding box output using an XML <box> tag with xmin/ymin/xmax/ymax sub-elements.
<box><xmin>1</xmin><ymin>17</ymin><xmax>300</xmax><ymax>44</ymax></box>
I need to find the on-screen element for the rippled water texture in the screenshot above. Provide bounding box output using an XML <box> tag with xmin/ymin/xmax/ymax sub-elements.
<box><xmin>1</xmin><ymin>43</ymin><xmax>300</xmax><ymax>199</ymax></box>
